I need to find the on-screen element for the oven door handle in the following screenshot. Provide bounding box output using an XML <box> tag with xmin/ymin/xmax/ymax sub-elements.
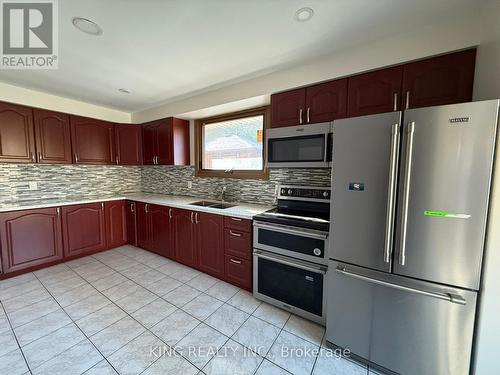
<box><xmin>254</xmin><ymin>222</ymin><xmax>328</xmax><ymax>240</ymax></box>
<box><xmin>254</xmin><ymin>251</ymin><xmax>327</xmax><ymax>274</ymax></box>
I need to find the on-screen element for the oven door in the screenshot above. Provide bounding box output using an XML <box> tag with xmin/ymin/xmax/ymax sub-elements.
<box><xmin>253</xmin><ymin>250</ymin><xmax>327</xmax><ymax>324</ymax></box>
<box><xmin>266</xmin><ymin>123</ymin><xmax>332</xmax><ymax>168</ymax></box>
<box><xmin>253</xmin><ymin>221</ymin><xmax>328</xmax><ymax>264</ymax></box>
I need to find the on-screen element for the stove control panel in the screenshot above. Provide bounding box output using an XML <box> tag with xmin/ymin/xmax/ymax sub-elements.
<box><xmin>278</xmin><ymin>185</ymin><xmax>331</xmax><ymax>202</ymax></box>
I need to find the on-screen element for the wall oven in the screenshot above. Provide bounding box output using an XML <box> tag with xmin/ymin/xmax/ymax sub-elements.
<box><xmin>266</xmin><ymin>122</ymin><xmax>332</xmax><ymax>168</ymax></box>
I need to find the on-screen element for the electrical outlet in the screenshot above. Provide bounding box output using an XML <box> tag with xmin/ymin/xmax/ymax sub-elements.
<box><xmin>28</xmin><ymin>182</ymin><xmax>38</xmax><ymax>191</ymax></box>
<box><xmin>187</xmin><ymin>181</ymin><xmax>193</xmax><ymax>189</ymax></box>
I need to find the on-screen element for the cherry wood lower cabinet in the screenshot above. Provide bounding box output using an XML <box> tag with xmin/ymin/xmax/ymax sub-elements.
<box><xmin>61</xmin><ymin>202</ymin><xmax>106</xmax><ymax>258</ymax></box>
<box><xmin>0</xmin><ymin>208</ymin><xmax>64</xmax><ymax>275</ymax></box>
<box><xmin>173</xmin><ymin>208</ymin><xmax>197</xmax><ymax>267</ymax></box>
<box><xmin>224</xmin><ymin>216</ymin><xmax>253</xmax><ymax>291</ymax></box>
<box><xmin>196</xmin><ymin>212</ymin><xmax>224</xmax><ymax>279</ymax></box>
<box><xmin>225</xmin><ymin>255</ymin><xmax>252</xmax><ymax>291</ymax></box>
<box><xmin>136</xmin><ymin>202</ymin><xmax>173</xmax><ymax>257</ymax></box>
<box><xmin>105</xmin><ymin>200</ymin><xmax>127</xmax><ymax>248</ymax></box>
<box><xmin>126</xmin><ymin>201</ymin><xmax>138</xmax><ymax>246</ymax></box>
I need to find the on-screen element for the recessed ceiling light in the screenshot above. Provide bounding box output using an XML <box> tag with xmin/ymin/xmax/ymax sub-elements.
<box><xmin>72</xmin><ymin>17</ymin><xmax>103</xmax><ymax>36</ymax></box>
<box><xmin>294</xmin><ymin>7</ymin><xmax>314</xmax><ymax>22</ymax></box>
<box><xmin>118</xmin><ymin>88</ymin><xmax>131</xmax><ymax>94</ymax></box>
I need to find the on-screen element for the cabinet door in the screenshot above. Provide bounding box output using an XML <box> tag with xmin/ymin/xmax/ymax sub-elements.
<box><xmin>62</xmin><ymin>203</ymin><xmax>106</xmax><ymax>257</ymax></box>
<box><xmin>70</xmin><ymin>116</ymin><xmax>115</xmax><ymax>165</ymax></box>
<box><xmin>33</xmin><ymin>109</ymin><xmax>72</xmax><ymax>164</ymax></box>
<box><xmin>402</xmin><ymin>49</ymin><xmax>476</xmax><ymax>109</ymax></box>
<box><xmin>270</xmin><ymin>88</ymin><xmax>306</xmax><ymax>128</ymax></box>
<box><xmin>126</xmin><ymin>201</ymin><xmax>137</xmax><ymax>246</ymax></box>
<box><xmin>156</xmin><ymin>119</ymin><xmax>173</xmax><ymax>165</ymax></box>
<box><xmin>196</xmin><ymin>212</ymin><xmax>224</xmax><ymax>278</ymax></box>
<box><xmin>150</xmin><ymin>205</ymin><xmax>173</xmax><ymax>258</ymax></box>
<box><xmin>173</xmin><ymin>209</ymin><xmax>196</xmax><ymax>267</ymax></box>
<box><xmin>136</xmin><ymin>202</ymin><xmax>152</xmax><ymax>250</ymax></box>
<box><xmin>0</xmin><ymin>208</ymin><xmax>63</xmax><ymax>275</ymax></box>
<box><xmin>105</xmin><ymin>200</ymin><xmax>127</xmax><ymax>248</ymax></box>
<box><xmin>115</xmin><ymin>124</ymin><xmax>143</xmax><ymax>165</ymax></box>
<box><xmin>347</xmin><ymin>66</ymin><xmax>403</xmax><ymax>117</ymax></box>
<box><xmin>0</xmin><ymin>102</ymin><xmax>35</xmax><ymax>163</ymax></box>
<box><xmin>142</xmin><ymin>123</ymin><xmax>157</xmax><ymax>165</ymax></box>
<box><xmin>306</xmin><ymin>79</ymin><xmax>347</xmax><ymax>123</ymax></box>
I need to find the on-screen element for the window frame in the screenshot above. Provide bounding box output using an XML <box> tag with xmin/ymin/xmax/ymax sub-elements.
<box><xmin>195</xmin><ymin>106</ymin><xmax>270</xmax><ymax>180</ymax></box>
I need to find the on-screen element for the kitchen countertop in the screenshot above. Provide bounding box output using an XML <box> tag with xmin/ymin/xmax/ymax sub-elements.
<box><xmin>0</xmin><ymin>192</ymin><xmax>273</xmax><ymax>219</ymax></box>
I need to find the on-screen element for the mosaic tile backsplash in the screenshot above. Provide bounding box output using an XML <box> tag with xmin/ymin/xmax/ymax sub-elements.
<box><xmin>0</xmin><ymin>164</ymin><xmax>331</xmax><ymax>206</ymax></box>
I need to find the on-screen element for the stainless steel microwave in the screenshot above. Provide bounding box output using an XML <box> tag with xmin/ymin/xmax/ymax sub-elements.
<box><xmin>266</xmin><ymin>122</ymin><xmax>332</xmax><ymax>168</ymax></box>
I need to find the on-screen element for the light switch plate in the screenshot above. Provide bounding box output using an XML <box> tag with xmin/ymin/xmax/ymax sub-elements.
<box><xmin>187</xmin><ymin>181</ymin><xmax>193</xmax><ymax>189</ymax></box>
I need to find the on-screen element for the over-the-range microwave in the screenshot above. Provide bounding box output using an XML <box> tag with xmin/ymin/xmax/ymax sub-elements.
<box><xmin>266</xmin><ymin>122</ymin><xmax>332</xmax><ymax>168</ymax></box>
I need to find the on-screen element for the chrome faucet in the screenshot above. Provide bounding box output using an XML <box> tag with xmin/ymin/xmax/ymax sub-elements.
<box><xmin>220</xmin><ymin>186</ymin><xmax>227</xmax><ymax>203</ymax></box>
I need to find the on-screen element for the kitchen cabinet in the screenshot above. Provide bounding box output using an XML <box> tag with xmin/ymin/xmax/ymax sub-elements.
<box><xmin>196</xmin><ymin>212</ymin><xmax>224</xmax><ymax>279</ymax></box>
<box><xmin>401</xmin><ymin>49</ymin><xmax>476</xmax><ymax>109</ymax></box>
<box><xmin>136</xmin><ymin>202</ymin><xmax>151</xmax><ymax>250</ymax></box>
<box><xmin>115</xmin><ymin>124</ymin><xmax>143</xmax><ymax>165</ymax></box>
<box><xmin>126</xmin><ymin>201</ymin><xmax>138</xmax><ymax>246</ymax></box>
<box><xmin>105</xmin><ymin>200</ymin><xmax>127</xmax><ymax>248</ymax></box>
<box><xmin>61</xmin><ymin>202</ymin><xmax>106</xmax><ymax>257</ymax></box>
<box><xmin>0</xmin><ymin>207</ymin><xmax>64</xmax><ymax>275</ymax></box>
<box><xmin>271</xmin><ymin>88</ymin><xmax>306</xmax><ymax>128</ymax></box>
<box><xmin>347</xmin><ymin>66</ymin><xmax>403</xmax><ymax>117</ymax></box>
<box><xmin>173</xmin><ymin>208</ymin><xmax>197</xmax><ymax>267</ymax></box>
<box><xmin>142</xmin><ymin>117</ymin><xmax>189</xmax><ymax>166</ymax></box>
<box><xmin>223</xmin><ymin>216</ymin><xmax>252</xmax><ymax>290</ymax></box>
<box><xmin>33</xmin><ymin>109</ymin><xmax>72</xmax><ymax>164</ymax></box>
<box><xmin>225</xmin><ymin>255</ymin><xmax>252</xmax><ymax>291</ymax></box>
<box><xmin>70</xmin><ymin>116</ymin><xmax>115</xmax><ymax>165</ymax></box>
<box><xmin>150</xmin><ymin>204</ymin><xmax>173</xmax><ymax>258</ymax></box>
<box><xmin>0</xmin><ymin>102</ymin><xmax>35</xmax><ymax>163</ymax></box>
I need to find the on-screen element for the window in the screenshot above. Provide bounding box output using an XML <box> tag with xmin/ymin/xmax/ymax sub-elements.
<box><xmin>195</xmin><ymin>107</ymin><xmax>269</xmax><ymax>179</ymax></box>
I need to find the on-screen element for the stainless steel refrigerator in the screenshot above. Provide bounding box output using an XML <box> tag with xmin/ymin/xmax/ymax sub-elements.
<box><xmin>326</xmin><ymin>100</ymin><xmax>499</xmax><ymax>375</ymax></box>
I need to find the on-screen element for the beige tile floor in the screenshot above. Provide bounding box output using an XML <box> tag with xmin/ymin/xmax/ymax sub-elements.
<box><xmin>0</xmin><ymin>245</ymin><xmax>380</xmax><ymax>375</ymax></box>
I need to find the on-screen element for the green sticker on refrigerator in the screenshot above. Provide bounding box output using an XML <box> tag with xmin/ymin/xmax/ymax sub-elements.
<box><xmin>424</xmin><ymin>210</ymin><xmax>471</xmax><ymax>219</ymax></box>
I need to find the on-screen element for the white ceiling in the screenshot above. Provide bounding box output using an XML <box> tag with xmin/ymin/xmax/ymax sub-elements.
<box><xmin>0</xmin><ymin>0</ymin><xmax>481</xmax><ymax>112</ymax></box>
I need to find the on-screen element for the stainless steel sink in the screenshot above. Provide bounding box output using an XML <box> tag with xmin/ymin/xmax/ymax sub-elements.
<box><xmin>189</xmin><ymin>201</ymin><xmax>235</xmax><ymax>209</ymax></box>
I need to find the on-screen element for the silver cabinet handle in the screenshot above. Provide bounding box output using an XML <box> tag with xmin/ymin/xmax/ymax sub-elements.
<box><xmin>130</xmin><ymin>203</ymin><xmax>135</xmax><ymax>213</ymax></box>
<box><xmin>405</xmin><ymin>91</ymin><xmax>410</xmax><ymax>110</ymax></box>
<box><xmin>299</xmin><ymin>108</ymin><xmax>303</xmax><ymax>124</ymax></box>
<box><xmin>393</xmin><ymin>93</ymin><xmax>398</xmax><ymax>111</ymax></box>
<box><xmin>336</xmin><ymin>265</ymin><xmax>466</xmax><ymax>305</ymax></box>
<box><xmin>145</xmin><ymin>203</ymin><xmax>149</xmax><ymax>213</ymax></box>
<box><xmin>168</xmin><ymin>208</ymin><xmax>172</xmax><ymax>219</ymax></box>
<box><xmin>306</xmin><ymin>107</ymin><xmax>310</xmax><ymax>123</ymax></box>
<box><xmin>190</xmin><ymin>212</ymin><xmax>194</xmax><ymax>223</ymax></box>
<box><xmin>384</xmin><ymin>123</ymin><xmax>400</xmax><ymax>263</ymax></box>
<box><xmin>31</xmin><ymin>152</ymin><xmax>35</xmax><ymax>162</ymax></box>
<box><xmin>229</xmin><ymin>230</ymin><xmax>242</xmax><ymax>237</ymax></box>
<box><xmin>195</xmin><ymin>212</ymin><xmax>199</xmax><ymax>224</ymax></box>
<box><xmin>56</xmin><ymin>207</ymin><xmax>60</xmax><ymax>216</ymax></box>
<box><xmin>38</xmin><ymin>152</ymin><xmax>43</xmax><ymax>161</ymax></box>
<box><xmin>74</xmin><ymin>153</ymin><xmax>79</xmax><ymax>163</ymax></box>
<box><xmin>230</xmin><ymin>258</ymin><xmax>242</xmax><ymax>265</ymax></box>
<box><xmin>231</xmin><ymin>217</ymin><xmax>242</xmax><ymax>222</ymax></box>
<box><xmin>152</xmin><ymin>156</ymin><xmax>155</xmax><ymax>164</ymax></box>
<box><xmin>101</xmin><ymin>202</ymin><xmax>104</xmax><ymax>209</ymax></box>
<box><xmin>399</xmin><ymin>122</ymin><xmax>415</xmax><ymax>266</ymax></box>
<box><xmin>116</xmin><ymin>156</ymin><xmax>119</xmax><ymax>165</ymax></box>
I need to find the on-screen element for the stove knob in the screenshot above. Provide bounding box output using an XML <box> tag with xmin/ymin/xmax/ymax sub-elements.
<box><xmin>313</xmin><ymin>248</ymin><xmax>322</xmax><ymax>256</ymax></box>
<box><xmin>288</xmin><ymin>189</ymin><xmax>292</xmax><ymax>195</ymax></box>
<box><xmin>281</xmin><ymin>188</ymin><xmax>286</xmax><ymax>195</ymax></box>
<box><xmin>323</xmin><ymin>191</ymin><xmax>329</xmax><ymax>198</ymax></box>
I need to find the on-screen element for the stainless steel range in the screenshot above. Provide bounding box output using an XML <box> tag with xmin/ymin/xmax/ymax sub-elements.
<box><xmin>253</xmin><ymin>185</ymin><xmax>330</xmax><ymax>324</ymax></box>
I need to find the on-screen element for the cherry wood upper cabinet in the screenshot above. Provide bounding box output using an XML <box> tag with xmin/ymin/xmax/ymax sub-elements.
<box><xmin>126</xmin><ymin>201</ymin><xmax>138</xmax><ymax>247</ymax></box>
<box><xmin>61</xmin><ymin>202</ymin><xmax>106</xmax><ymax>258</ymax></box>
<box><xmin>33</xmin><ymin>109</ymin><xmax>72</xmax><ymax>164</ymax></box>
<box><xmin>173</xmin><ymin>208</ymin><xmax>196</xmax><ymax>267</ymax></box>
<box><xmin>115</xmin><ymin>124</ymin><xmax>143</xmax><ymax>165</ymax></box>
<box><xmin>105</xmin><ymin>200</ymin><xmax>127</xmax><ymax>248</ymax></box>
<box><xmin>347</xmin><ymin>66</ymin><xmax>403</xmax><ymax>117</ymax></box>
<box><xmin>0</xmin><ymin>102</ymin><xmax>36</xmax><ymax>163</ymax></box>
<box><xmin>402</xmin><ymin>49</ymin><xmax>476</xmax><ymax>110</ymax></box>
<box><xmin>306</xmin><ymin>79</ymin><xmax>348</xmax><ymax>123</ymax></box>
<box><xmin>0</xmin><ymin>207</ymin><xmax>64</xmax><ymax>275</ymax></box>
<box><xmin>271</xmin><ymin>88</ymin><xmax>306</xmax><ymax>128</ymax></box>
<box><xmin>142</xmin><ymin>117</ymin><xmax>189</xmax><ymax>166</ymax></box>
<box><xmin>196</xmin><ymin>212</ymin><xmax>224</xmax><ymax>279</ymax></box>
<box><xmin>70</xmin><ymin>116</ymin><xmax>115</xmax><ymax>165</ymax></box>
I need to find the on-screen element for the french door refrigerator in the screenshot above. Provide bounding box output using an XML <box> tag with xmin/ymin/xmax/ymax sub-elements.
<box><xmin>326</xmin><ymin>100</ymin><xmax>499</xmax><ymax>375</ymax></box>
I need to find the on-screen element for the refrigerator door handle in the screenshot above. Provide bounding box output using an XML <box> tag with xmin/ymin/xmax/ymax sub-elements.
<box><xmin>384</xmin><ymin>123</ymin><xmax>400</xmax><ymax>263</ymax></box>
<box><xmin>399</xmin><ymin>122</ymin><xmax>415</xmax><ymax>266</ymax></box>
<box><xmin>335</xmin><ymin>265</ymin><xmax>466</xmax><ymax>305</ymax></box>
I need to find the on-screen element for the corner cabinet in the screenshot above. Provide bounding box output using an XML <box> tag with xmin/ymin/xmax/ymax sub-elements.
<box><xmin>61</xmin><ymin>202</ymin><xmax>106</xmax><ymax>258</ymax></box>
<box><xmin>70</xmin><ymin>116</ymin><xmax>115</xmax><ymax>165</ymax></box>
<box><xmin>0</xmin><ymin>208</ymin><xmax>64</xmax><ymax>275</ymax></box>
<box><xmin>0</xmin><ymin>102</ymin><xmax>36</xmax><ymax>163</ymax></box>
<box><xmin>143</xmin><ymin>117</ymin><xmax>190</xmax><ymax>166</ymax></box>
<box><xmin>33</xmin><ymin>109</ymin><xmax>72</xmax><ymax>164</ymax></box>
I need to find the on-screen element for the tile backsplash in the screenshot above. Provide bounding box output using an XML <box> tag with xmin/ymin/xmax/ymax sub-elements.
<box><xmin>0</xmin><ymin>164</ymin><xmax>331</xmax><ymax>205</ymax></box>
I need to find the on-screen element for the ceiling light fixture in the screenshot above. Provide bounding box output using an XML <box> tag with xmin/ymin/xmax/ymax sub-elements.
<box><xmin>294</xmin><ymin>7</ymin><xmax>314</xmax><ymax>22</ymax></box>
<box><xmin>72</xmin><ymin>17</ymin><xmax>103</xmax><ymax>36</ymax></box>
<box><xmin>118</xmin><ymin>88</ymin><xmax>131</xmax><ymax>94</ymax></box>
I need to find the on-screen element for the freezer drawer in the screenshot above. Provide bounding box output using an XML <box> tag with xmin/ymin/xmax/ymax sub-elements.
<box><xmin>326</xmin><ymin>261</ymin><xmax>477</xmax><ymax>375</ymax></box>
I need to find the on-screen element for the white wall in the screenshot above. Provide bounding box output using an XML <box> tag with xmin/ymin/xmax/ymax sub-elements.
<box><xmin>0</xmin><ymin>82</ymin><xmax>131</xmax><ymax>123</ymax></box>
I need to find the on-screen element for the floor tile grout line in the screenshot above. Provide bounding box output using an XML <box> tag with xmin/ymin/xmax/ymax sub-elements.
<box><xmin>0</xmin><ymin>301</ymin><xmax>34</xmax><ymax>375</ymax></box>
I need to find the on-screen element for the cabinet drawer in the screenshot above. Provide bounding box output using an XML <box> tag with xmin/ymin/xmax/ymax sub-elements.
<box><xmin>224</xmin><ymin>229</ymin><xmax>251</xmax><ymax>260</ymax></box>
<box><xmin>224</xmin><ymin>216</ymin><xmax>252</xmax><ymax>233</ymax></box>
<box><xmin>225</xmin><ymin>255</ymin><xmax>252</xmax><ymax>291</ymax></box>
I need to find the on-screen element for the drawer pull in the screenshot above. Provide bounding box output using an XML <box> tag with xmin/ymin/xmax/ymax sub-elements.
<box><xmin>230</xmin><ymin>258</ymin><xmax>242</xmax><ymax>265</ymax></box>
<box><xmin>231</xmin><ymin>217</ymin><xmax>242</xmax><ymax>222</ymax></box>
<box><xmin>229</xmin><ymin>230</ymin><xmax>242</xmax><ymax>237</ymax></box>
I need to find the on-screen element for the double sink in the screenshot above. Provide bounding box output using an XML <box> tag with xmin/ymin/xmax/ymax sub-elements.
<box><xmin>189</xmin><ymin>200</ymin><xmax>236</xmax><ymax>210</ymax></box>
